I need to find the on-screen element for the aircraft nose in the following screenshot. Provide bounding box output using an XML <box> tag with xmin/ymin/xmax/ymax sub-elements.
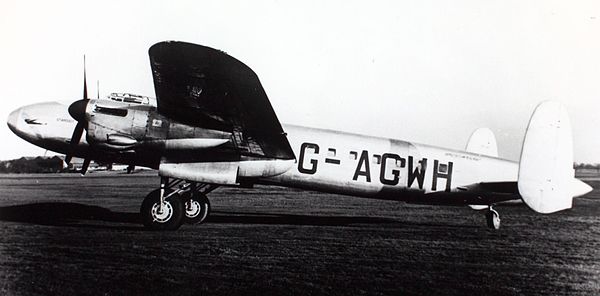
<box><xmin>6</xmin><ymin>108</ymin><xmax>21</xmax><ymax>134</ymax></box>
<box><xmin>572</xmin><ymin>178</ymin><xmax>593</xmax><ymax>197</ymax></box>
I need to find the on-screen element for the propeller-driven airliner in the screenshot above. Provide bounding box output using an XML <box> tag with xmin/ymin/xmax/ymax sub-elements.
<box><xmin>7</xmin><ymin>41</ymin><xmax>592</xmax><ymax>230</ymax></box>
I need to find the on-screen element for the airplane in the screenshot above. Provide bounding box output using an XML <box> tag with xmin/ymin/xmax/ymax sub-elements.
<box><xmin>7</xmin><ymin>41</ymin><xmax>593</xmax><ymax>230</ymax></box>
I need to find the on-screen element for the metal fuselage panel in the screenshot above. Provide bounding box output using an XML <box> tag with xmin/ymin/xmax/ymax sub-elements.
<box><xmin>264</xmin><ymin>124</ymin><xmax>519</xmax><ymax>202</ymax></box>
<box><xmin>85</xmin><ymin>99</ymin><xmax>227</xmax><ymax>144</ymax></box>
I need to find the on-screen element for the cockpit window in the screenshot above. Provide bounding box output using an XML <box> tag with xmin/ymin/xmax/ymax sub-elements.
<box><xmin>94</xmin><ymin>106</ymin><xmax>128</xmax><ymax>117</ymax></box>
<box><xmin>107</xmin><ymin>93</ymin><xmax>152</xmax><ymax>105</ymax></box>
<box><xmin>123</xmin><ymin>97</ymin><xmax>140</xmax><ymax>103</ymax></box>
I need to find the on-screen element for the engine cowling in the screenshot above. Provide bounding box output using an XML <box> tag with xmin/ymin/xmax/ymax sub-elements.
<box><xmin>85</xmin><ymin>100</ymin><xmax>144</xmax><ymax>150</ymax></box>
<box><xmin>84</xmin><ymin>99</ymin><xmax>232</xmax><ymax>152</ymax></box>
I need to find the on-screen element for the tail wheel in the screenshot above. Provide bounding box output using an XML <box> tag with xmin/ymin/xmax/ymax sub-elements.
<box><xmin>485</xmin><ymin>208</ymin><xmax>501</xmax><ymax>230</ymax></box>
<box><xmin>141</xmin><ymin>189</ymin><xmax>184</xmax><ymax>231</ymax></box>
<box><xmin>184</xmin><ymin>193</ymin><xmax>211</xmax><ymax>224</ymax></box>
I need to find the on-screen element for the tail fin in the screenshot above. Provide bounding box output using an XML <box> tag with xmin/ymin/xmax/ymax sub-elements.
<box><xmin>518</xmin><ymin>101</ymin><xmax>574</xmax><ymax>213</ymax></box>
<box><xmin>466</xmin><ymin>128</ymin><xmax>498</xmax><ymax>157</ymax></box>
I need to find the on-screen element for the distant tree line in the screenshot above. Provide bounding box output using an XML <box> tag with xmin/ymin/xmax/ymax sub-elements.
<box><xmin>574</xmin><ymin>163</ymin><xmax>600</xmax><ymax>170</ymax></box>
<box><xmin>0</xmin><ymin>156</ymin><xmax>65</xmax><ymax>174</ymax></box>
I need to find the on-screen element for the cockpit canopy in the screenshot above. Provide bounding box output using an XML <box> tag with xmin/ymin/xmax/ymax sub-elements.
<box><xmin>107</xmin><ymin>93</ymin><xmax>156</xmax><ymax>106</ymax></box>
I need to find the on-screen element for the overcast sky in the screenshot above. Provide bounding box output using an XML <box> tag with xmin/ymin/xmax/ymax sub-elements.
<box><xmin>1</xmin><ymin>0</ymin><xmax>599</xmax><ymax>163</ymax></box>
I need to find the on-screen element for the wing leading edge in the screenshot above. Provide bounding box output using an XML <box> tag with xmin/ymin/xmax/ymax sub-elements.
<box><xmin>149</xmin><ymin>41</ymin><xmax>295</xmax><ymax>160</ymax></box>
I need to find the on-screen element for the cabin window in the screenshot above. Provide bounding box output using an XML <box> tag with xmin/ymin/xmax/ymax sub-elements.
<box><xmin>349</xmin><ymin>151</ymin><xmax>358</xmax><ymax>160</ymax></box>
<box><xmin>373</xmin><ymin>154</ymin><xmax>381</xmax><ymax>164</ymax></box>
<box><xmin>94</xmin><ymin>106</ymin><xmax>128</xmax><ymax>117</ymax></box>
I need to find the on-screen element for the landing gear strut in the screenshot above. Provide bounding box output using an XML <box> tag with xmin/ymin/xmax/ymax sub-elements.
<box><xmin>140</xmin><ymin>177</ymin><xmax>216</xmax><ymax>230</ymax></box>
<box><xmin>485</xmin><ymin>206</ymin><xmax>501</xmax><ymax>230</ymax></box>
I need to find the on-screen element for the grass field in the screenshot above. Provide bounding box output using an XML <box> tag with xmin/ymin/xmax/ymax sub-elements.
<box><xmin>0</xmin><ymin>172</ymin><xmax>599</xmax><ymax>295</ymax></box>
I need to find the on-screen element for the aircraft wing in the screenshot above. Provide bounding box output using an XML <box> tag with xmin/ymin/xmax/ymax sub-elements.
<box><xmin>149</xmin><ymin>41</ymin><xmax>295</xmax><ymax>160</ymax></box>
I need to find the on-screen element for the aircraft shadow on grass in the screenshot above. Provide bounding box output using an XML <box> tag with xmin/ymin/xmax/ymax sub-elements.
<box><xmin>208</xmin><ymin>211</ymin><xmax>400</xmax><ymax>226</ymax></box>
<box><xmin>0</xmin><ymin>202</ymin><xmax>470</xmax><ymax>229</ymax></box>
<box><xmin>0</xmin><ymin>202</ymin><xmax>142</xmax><ymax>230</ymax></box>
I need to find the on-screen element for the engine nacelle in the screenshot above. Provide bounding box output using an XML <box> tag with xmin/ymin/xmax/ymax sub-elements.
<box><xmin>84</xmin><ymin>99</ymin><xmax>232</xmax><ymax>152</ymax></box>
<box><xmin>159</xmin><ymin>159</ymin><xmax>296</xmax><ymax>185</ymax></box>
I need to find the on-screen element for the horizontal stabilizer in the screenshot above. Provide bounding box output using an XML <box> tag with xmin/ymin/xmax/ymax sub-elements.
<box><xmin>518</xmin><ymin>101</ymin><xmax>574</xmax><ymax>214</ymax></box>
<box><xmin>465</xmin><ymin>128</ymin><xmax>498</xmax><ymax>157</ymax></box>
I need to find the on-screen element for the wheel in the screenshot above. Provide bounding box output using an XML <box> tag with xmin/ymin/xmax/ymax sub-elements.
<box><xmin>140</xmin><ymin>189</ymin><xmax>184</xmax><ymax>230</ymax></box>
<box><xmin>485</xmin><ymin>208</ymin><xmax>501</xmax><ymax>230</ymax></box>
<box><xmin>183</xmin><ymin>193</ymin><xmax>211</xmax><ymax>224</ymax></box>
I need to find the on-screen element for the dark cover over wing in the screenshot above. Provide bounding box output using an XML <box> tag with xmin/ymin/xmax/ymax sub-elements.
<box><xmin>149</xmin><ymin>41</ymin><xmax>294</xmax><ymax>160</ymax></box>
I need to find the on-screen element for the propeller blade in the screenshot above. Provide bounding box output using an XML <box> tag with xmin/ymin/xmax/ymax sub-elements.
<box><xmin>83</xmin><ymin>55</ymin><xmax>88</xmax><ymax>100</ymax></box>
<box><xmin>80</xmin><ymin>158</ymin><xmax>91</xmax><ymax>175</ymax></box>
<box><xmin>65</xmin><ymin>55</ymin><xmax>92</xmax><ymax>167</ymax></box>
<box><xmin>70</xmin><ymin>122</ymin><xmax>85</xmax><ymax>144</ymax></box>
<box><xmin>65</xmin><ymin>121</ymin><xmax>85</xmax><ymax>165</ymax></box>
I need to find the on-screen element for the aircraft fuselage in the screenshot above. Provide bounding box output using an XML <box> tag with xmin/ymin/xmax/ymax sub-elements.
<box><xmin>266</xmin><ymin>125</ymin><xmax>518</xmax><ymax>205</ymax></box>
<box><xmin>8</xmin><ymin>100</ymin><xmax>520</xmax><ymax>206</ymax></box>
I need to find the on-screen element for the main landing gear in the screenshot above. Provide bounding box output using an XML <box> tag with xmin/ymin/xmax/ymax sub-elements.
<box><xmin>140</xmin><ymin>176</ymin><xmax>216</xmax><ymax>230</ymax></box>
<box><xmin>485</xmin><ymin>206</ymin><xmax>501</xmax><ymax>230</ymax></box>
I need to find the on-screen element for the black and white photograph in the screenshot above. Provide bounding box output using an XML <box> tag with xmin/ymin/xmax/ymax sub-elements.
<box><xmin>1</xmin><ymin>1</ymin><xmax>599</xmax><ymax>295</ymax></box>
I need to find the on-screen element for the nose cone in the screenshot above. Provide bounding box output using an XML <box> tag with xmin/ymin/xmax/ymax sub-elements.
<box><xmin>7</xmin><ymin>108</ymin><xmax>21</xmax><ymax>134</ymax></box>
<box><xmin>572</xmin><ymin>178</ymin><xmax>593</xmax><ymax>197</ymax></box>
<box><xmin>68</xmin><ymin>99</ymin><xmax>88</xmax><ymax>122</ymax></box>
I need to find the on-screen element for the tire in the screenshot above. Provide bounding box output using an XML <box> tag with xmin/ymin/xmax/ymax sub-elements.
<box><xmin>183</xmin><ymin>193</ymin><xmax>211</xmax><ymax>224</ymax></box>
<box><xmin>485</xmin><ymin>209</ymin><xmax>501</xmax><ymax>230</ymax></box>
<box><xmin>140</xmin><ymin>189</ymin><xmax>184</xmax><ymax>230</ymax></box>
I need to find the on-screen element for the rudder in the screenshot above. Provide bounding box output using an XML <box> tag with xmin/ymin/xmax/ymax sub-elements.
<box><xmin>518</xmin><ymin>101</ymin><xmax>573</xmax><ymax>214</ymax></box>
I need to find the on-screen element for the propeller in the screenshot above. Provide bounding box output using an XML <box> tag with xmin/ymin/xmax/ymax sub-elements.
<box><xmin>80</xmin><ymin>158</ymin><xmax>91</xmax><ymax>175</ymax></box>
<box><xmin>65</xmin><ymin>56</ymin><xmax>92</xmax><ymax>174</ymax></box>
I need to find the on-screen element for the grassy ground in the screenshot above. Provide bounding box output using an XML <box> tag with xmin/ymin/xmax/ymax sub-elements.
<box><xmin>0</xmin><ymin>172</ymin><xmax>598</xmax><ymax>295</ymax></box>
